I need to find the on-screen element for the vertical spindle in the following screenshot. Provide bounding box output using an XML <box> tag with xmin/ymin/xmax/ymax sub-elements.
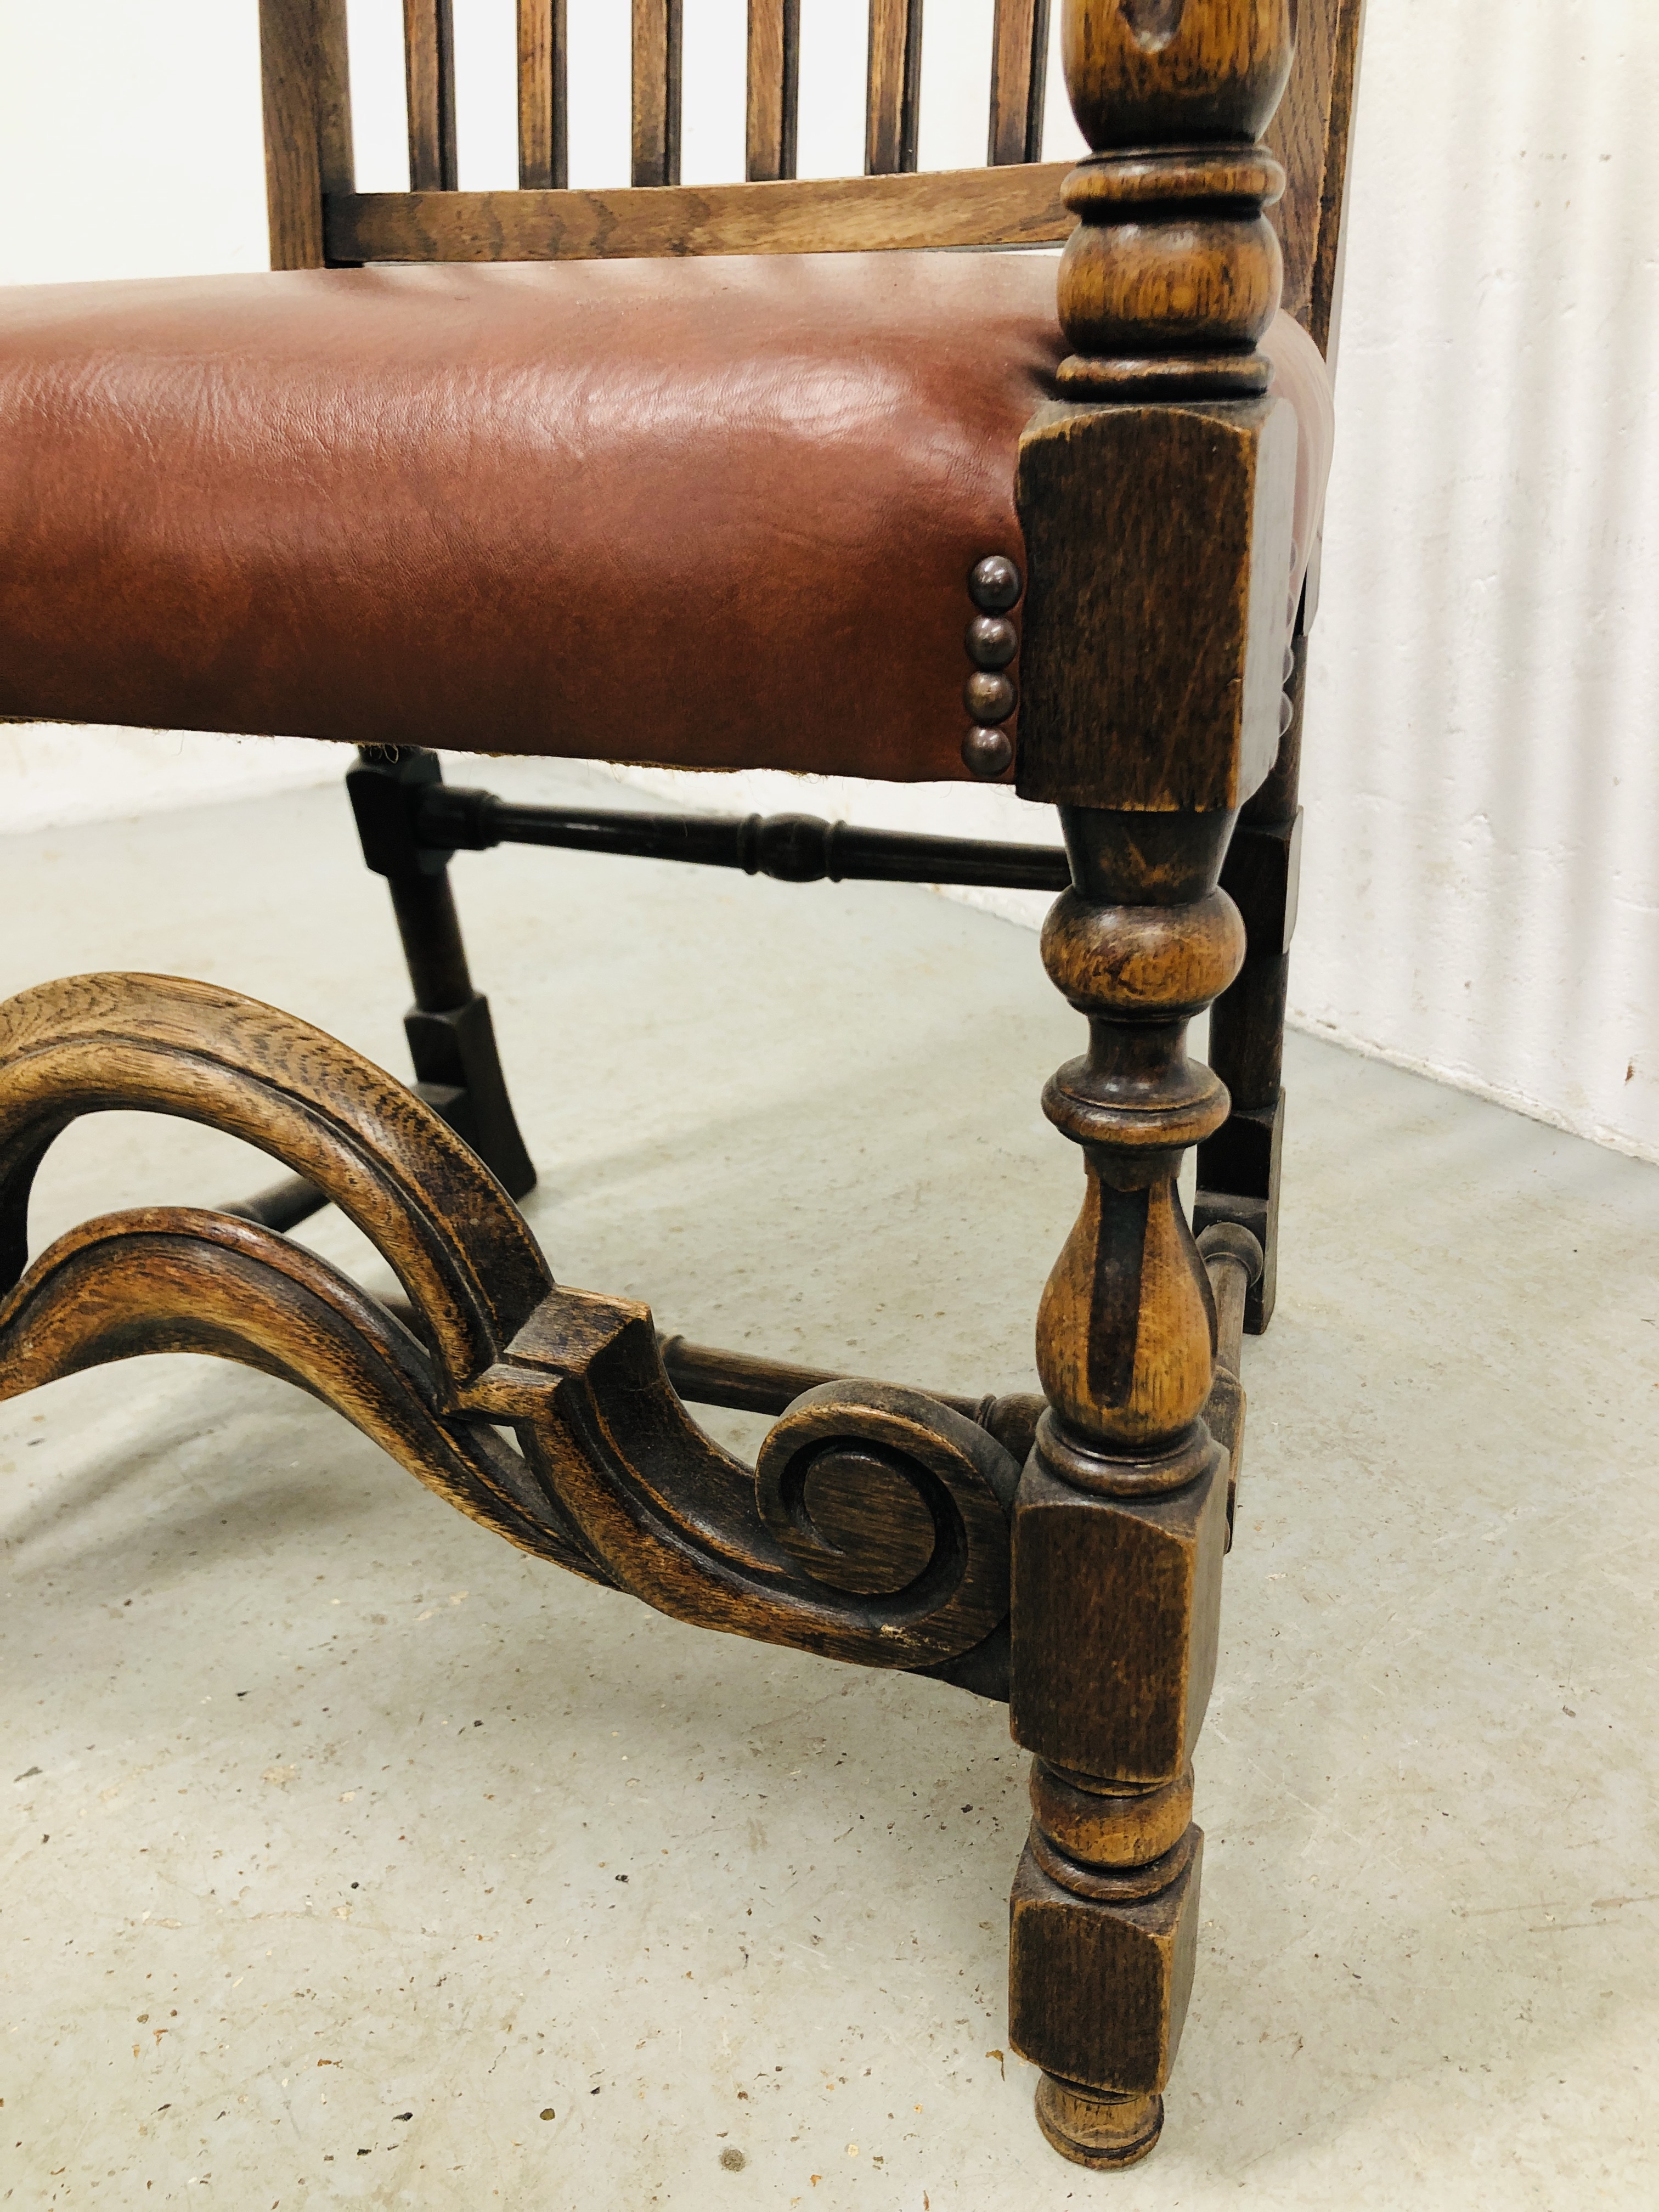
<box><xmin>866</xmin><ymin>0</ymin><xmax>924</xmax><ymax>175</ymax></box>
<box><xmin>989</xmin><ymin>0</ymin><xmax>1051</xmax><ymax>165</ymax></box>
<box><xmin>517</xmin><ymin>0</ymin><xmax>568</xmax><ymax>190</ymax></box>
<box><xmin>632</xmin><ymin>0</ymin><xmax>684</xmax><ymax>188</ymax></box>
<box><xmin>746</xmin><ymin>0</ymin><xmax>801</xmax><ymax>181</ymax></box>
<box><xmin>404</xmin><ymin>0</ymin><xmax>458</xmax><ymax>192</ymax></box>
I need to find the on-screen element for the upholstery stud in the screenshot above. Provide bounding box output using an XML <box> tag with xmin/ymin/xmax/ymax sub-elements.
<box><xmin>966</xmin><ymin>669</ymin><xmax>1017</xmax><ymax>724</ymax></box>
<box><xmin>969</xmin><ymin>554</ymin><xmax>1024</xmax><ymax>612</ymax></box>
<box><xmin>962</xmin><ymin>725</ymin><xmax>1015</xmax><ymax>778</ymax></box>
<box><xmin>967</xmin><ymin>613</ymin><xmax>1019</xmax><ymax>669</ymax></box>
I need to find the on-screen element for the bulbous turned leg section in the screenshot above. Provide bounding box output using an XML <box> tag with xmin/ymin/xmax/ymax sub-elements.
<box><xmin>1035</xmin><ymin>2077</ymin><xmax>1164</xmax><ymax>2170</ymax></box>
<box><xmin>1010</xmin><ymin>807</ymin><xmax>1244</xmax><ymax>2168</ymax></box>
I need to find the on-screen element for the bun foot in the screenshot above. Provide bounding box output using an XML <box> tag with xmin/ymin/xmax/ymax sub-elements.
<box><xmin>1034</xmin><ymin>2076</ymin><xmax>1164</xmax><ymax>2169</ymax></box>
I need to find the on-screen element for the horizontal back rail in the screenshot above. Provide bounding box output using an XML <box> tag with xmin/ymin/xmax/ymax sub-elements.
<box><xmin>325</xmin><ymin>165</ymin><xmax>1075</xmax><ymax>266</ymax></box>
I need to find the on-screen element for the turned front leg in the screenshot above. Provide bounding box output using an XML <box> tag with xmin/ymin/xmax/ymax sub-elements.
<box><xmin>1009</xmin><ymin>806</ymin><xmax>1243</xmax><ymax>2168</ymax></box>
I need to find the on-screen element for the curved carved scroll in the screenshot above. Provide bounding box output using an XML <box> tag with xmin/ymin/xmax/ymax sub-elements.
<box><xmin>0</xmin><ymin>1203</ymin><xmax>608</xmax><ymax>1582</ymax></box>
<box><xmin>0</xmin><ymin>973</ymin><xmax>1017</xmax><ymax>1674</ymax></box>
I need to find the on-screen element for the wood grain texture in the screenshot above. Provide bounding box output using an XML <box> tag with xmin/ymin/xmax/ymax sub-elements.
<box><xmin>1007</xmin><ymin>797</ymin><xmax>1244</xmax><ymax>2161</ymax></box>
<box><xmin>1008</xmin><ymin>6</ymin><xmax>1310</xmax><ymax>2124</ymax></box>
<box><xmin>1197</xmin><ymin>629</ymin><xmax>1307</xmax><ymax>1329</ymax></box>
<box><xmin>1014</xmin><ymin>395</ymin><xmax>1299</xmax><ymax>812</ymax></box>
<box><xmin>633</xmin><ymin>0</ymin><xmax>684</xmax><ymax>188</ymax></box>
<box><xmin>866</xmin><ymin>0</ymin><xmax>924</xmax><ymax>176</ymax></box>
<box><xmin>1063</xmin><ymin>0</ymin><xmax>1295</xmax><ymax>148</ymax></box>
<box><xmin>746</xmin><ymin>0</ymin><xmax>800</xmax><ymax>182</ymax></box>
<box><xmin>1047</xmin><ymin>3</ymin><xmax>1299</xmax><ymax>401</ymax></box>
<box><xmin>990</xmin><ymin>0</ymin><xmax>1052</xmax><ymax>165</ymax></box>
<box><xmin>1195</xmin><ymin>1220</ymin><xmax>1260</xmax><ymax>1537</ymax></box>
<box><xmin>1263</xmin><ymin>0</ymin><xmax>1367</xmax><ymax>352</ymax></box>
<box><xmin>403</xmin><ymin>0</ymin><xmax>458</xmax><ymax>193</ymax></box>
<box><xmin>258</xmin><ymin>0</ymin><xmax>354</xmax><ymax>270</ymax></box>
<box><xmin>0</xmin><ymin>1204</ymin><xmax>607</xmax><ymax>1582</ymax></box>
<box><xmin>0</xmin><ymin>973</ymin><xmax>1018</xmax><ymax>1676</ymax></box>
<box><xmin>516</xmin><ymin>0</ymin><xmax>568</xmax><ymax>190</ymax></box>
<box><xmin>325</xmin><ymin>164</ymin><xmax>1074</xmax><ymax>263</ymax></box>
<box><xmin>1012</xmin><ymin>1831</ymin><xmax>1203</xmax><ymax>2111</ymax></box>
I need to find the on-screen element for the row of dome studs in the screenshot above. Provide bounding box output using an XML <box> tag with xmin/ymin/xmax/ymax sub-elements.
<box><xmin>962</xmin><ymin>555</ymin><xmax>1023</xmax><ymax>778</ymax></box>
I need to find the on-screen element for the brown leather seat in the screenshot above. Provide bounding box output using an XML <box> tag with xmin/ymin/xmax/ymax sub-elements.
<box><xmin>0</xmin><ymin>251</ymin><xmax>1333</xmax><ymax>784</ymax></box>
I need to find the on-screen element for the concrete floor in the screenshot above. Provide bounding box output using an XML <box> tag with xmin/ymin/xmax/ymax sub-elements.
<box><xmin>2</xmin><ymin>761</ymin><xmax>1657</xmax><ymax>2210</ymax></box>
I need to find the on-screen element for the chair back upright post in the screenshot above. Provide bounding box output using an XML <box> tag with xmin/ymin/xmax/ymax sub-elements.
<box><xmin>260</xmin><ymin>0</ymin><xmax>354</xmax><ymax>272</ymax></box>
<box><xmin>1265</xmin><ymin>0</ymin><xmax>1366</xmax><ymax>357</ymax></box>
<box><xmin>1199</xmin><ymin>0</ymin><xmax>1367</xmax><ymax>1338</ymax></box>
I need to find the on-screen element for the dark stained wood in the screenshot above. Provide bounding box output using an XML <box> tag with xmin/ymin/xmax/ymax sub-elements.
<box><xmin>348</xmin><ymin>751</ymin><xmax>538</xmax><ymax>1201</ymax></box>
<box><xmin>632</xmin><ymin>0</ymin><xmax>684</xmax><ymax>189</ymax></box>
<box><xmin>417</xmin><ymin>777</ymin><xmax>1069</xmax><ymax>889</ymax></box>
<box><xmin>1015</xmin><ymin>396</ymin><xmax>1298</xmax><ymax>811</ymax></box>
<box><xmin>1265</xmin><ymin>0</ymin><xmax>1368</xmax><ymax>353</ymax></box>
<box><xmin>866</xmin><ymin>0</ymin><xmax>924</xmax><ymax>176</ymax></box>
<box><xmin>657</xmin><ymin>1331</ymin><xmax>1044</xmax><ymax>1469</ymax></box>
<box><xmin>1007</xmin><ymin>0</ymin><xmax>1302</xmax><ymax>2169</ymax></box>
<box><xmin>258</xmin><ymin>0</ymin><xmax>354</xmax><ymax>270</ymax></box>
<box><xmin>1008</xmin><ymin>797</ymin><xmax>1244</xmax><ymax>2165</ymax></box>
<box><xmin>989</xmin><ymin>0</ymin><xmax>1052</xmax><ymax>165</ymax></box>
<box><xmin>403</xmin><ymin>0</ymin><xmax>458</xmax><ymax>193</ymax></box>
<box><xmin>1196</xmin><ymin>1220</ymin><xmax>1262</xmax><ymax>1537</ymax></box>
<box><xmin>326</xmin><ymin>163</ymin><xmax>1074</xmax><ymax>263</ymax></box>
<box><xmin>1197</xmin><ymin>630</ymin><xmax>1308</xmax><ymax>1329</ymax></box>
<box><xmin>746</xmin><ymin>0</ymin><xmax>800</xmax><ymax>182</ymax></box>
<box><xmin>1047</xmin><ymin>0</ymin><xmax>1299</xmax><ymax>400</ymax></box>
<box><xmin>0</xmin><ymin>1202</ymin><xmax>609</xmax><ymax>1579</ymax></box>
<box><xmin>516</xmin><ymin>0</ymin><xmax>568</xmax><ymax>190</ymax></box>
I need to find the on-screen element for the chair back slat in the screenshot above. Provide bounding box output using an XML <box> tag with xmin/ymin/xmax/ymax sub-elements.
<box><xmin>403</xmin><ymin>0</ymin><xmax>458</xmax><ymax>192</ymax></box>
<box><xmin>988</xmin><ymin>0</ymin><xmax>1050</xmax><ymax>166</ymax></box>
<box><xmin>633</xmin><ymin>0</ymin><xmax>684</xmax><ymax>189</ymax></box>
<box><xmin>746</xmin><ymin>0</ymin><xmax>802</xmax><ymax>183</ymax></box>
<box><xmin>517</xmin><ymin>0</ymin><xmax>568</xmax><ymax>190</ymax></box>
<box><xmin>866</xmin><ymin>0</ymin><xmax>924</xmax><ymax>177</ymax></box>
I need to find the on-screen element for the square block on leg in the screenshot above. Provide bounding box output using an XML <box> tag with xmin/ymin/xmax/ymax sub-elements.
<box><xmin>1009</xmin><ymin>1450</ymin><xmax>1228</xmax><ymax>1782</ymax></box>
<box><xmin>1009</xmin><ymin>1831</ymin><xmax>1204</xmax><ymax>2096</ymax></box>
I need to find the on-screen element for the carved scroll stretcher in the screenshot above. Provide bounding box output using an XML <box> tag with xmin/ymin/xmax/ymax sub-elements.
<box><xmin>0</xmin><ymin>973</ymin><xmax>1017</xmax><ymax>1674</ymax></box>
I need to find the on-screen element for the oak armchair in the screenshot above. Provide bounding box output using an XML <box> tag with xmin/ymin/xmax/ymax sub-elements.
<box><xmin>0</xmin><ymin>0</ymin><xmax>1362</xmax><ymax>2169</ymax></box>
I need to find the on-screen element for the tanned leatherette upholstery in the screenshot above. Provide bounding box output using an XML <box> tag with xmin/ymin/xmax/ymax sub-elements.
<box><xmin>0</xmin><ymin>251</ymin><xmax>1333</xmax><ymax>783</ymax></box>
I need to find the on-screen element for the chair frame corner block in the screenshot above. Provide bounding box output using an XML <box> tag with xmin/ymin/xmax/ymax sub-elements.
<box><xmin>5</xmin><ymin>0</ymin><xmax>1367</xmax><ymax>2172</ymax></box>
